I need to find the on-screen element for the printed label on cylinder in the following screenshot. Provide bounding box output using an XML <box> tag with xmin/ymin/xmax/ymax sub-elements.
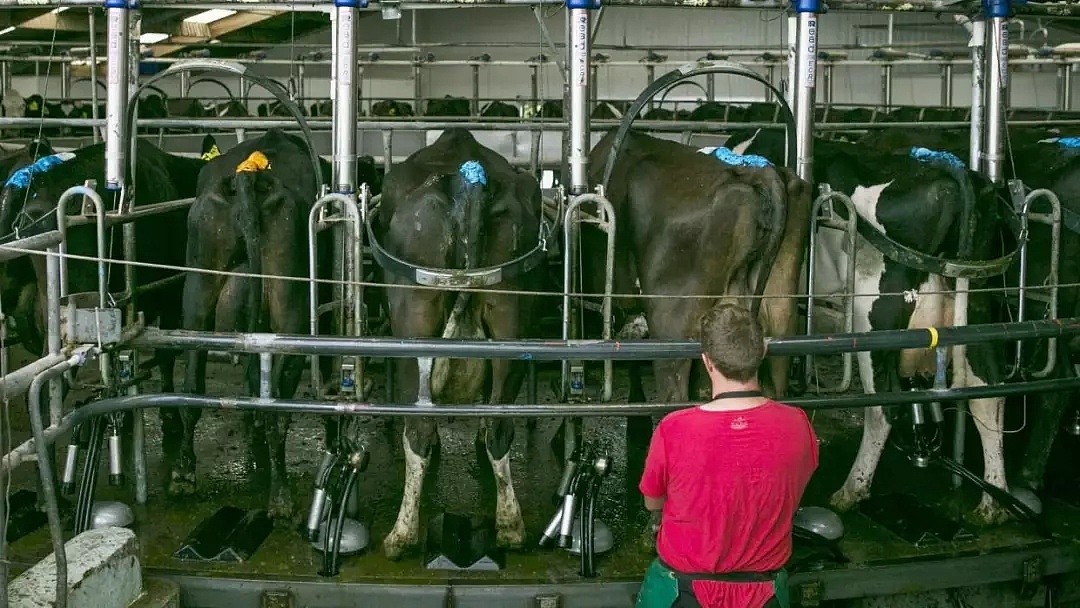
<box><xmin>573</xmin><ymin>13</ymin><xmax>589</xmax><ymax>88</ymax></box>
<box><xmin>804</xmin><ymin>16</ymin><xmax>817</xmax><ymax>89</ymax></box>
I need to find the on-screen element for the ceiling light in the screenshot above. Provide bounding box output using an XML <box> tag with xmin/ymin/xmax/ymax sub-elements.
<box><xmin>51</xmin><ymin>6</ymin><xmax>70</xmax><ymax>14</ymax></box>
<box><xmin>139</xmin><ymin>32</ymin><xmax>169</xmax><ymax>44</ymax></box>
<box><xmin>184</xmin><ymin>9</ymin><xmax>236</xmax><ymax>24</ymax></box>
<box><xmin>0</xmin><ymin>27</ymin><xmax>15</xmax><ymax>37</ymax></box>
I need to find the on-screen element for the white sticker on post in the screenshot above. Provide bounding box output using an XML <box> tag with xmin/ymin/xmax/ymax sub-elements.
<box><xmin>804</xmin><ymin>16</ymin><xmax>817</xmax><ymax>89</ymax></box>
<box><xmin>573</xmin><ymin>12</ymin><xmax>589</xmax><ymax>88</ymax></box>
<box><xmin>1000</xmin><ymin>27</ymin><xmax>1010</xmax><ymax>88</ymax></box>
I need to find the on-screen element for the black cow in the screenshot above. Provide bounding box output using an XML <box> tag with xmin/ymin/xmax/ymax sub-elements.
<box><xmin>582</xmin><ymin>129</ymin><xmax>810</xmax><ymax>509</ymax></box>
<box><xmin>0</xmin><ymin>138</ymin><xmax>57</xmax><ymax>350</ymax></box>
<box><xmin>480</xmin><ymin>101</ymin><xmax>520</xmax><ymax>118</ymax></box>
<box><xmin>727</xmin><ymin>127</ymin><xmax>1017</xmax><ymax>524</ymax></box>
<box><xmin>371</xmin><ymin>100</ymin><xmax>414</xmax><ymax>117</ymax></box>
<box><xmin>0</xmin><ymin>136</ymin><xmax>215</xmax><ymax>496</ymax></box>
<box><xmin>180</xmin><ymin>128</ymin><xmax>331</xmax><ymax>520</ymax></box>
<box><xmin>374</xmin><ymin>128</ymin><xmax>545</xmax><ymax>559</ymax></box>
<box><xmin>426</xmin><ymin>95</ymin><xmax>470</xmax><ymax>117</ymax></box>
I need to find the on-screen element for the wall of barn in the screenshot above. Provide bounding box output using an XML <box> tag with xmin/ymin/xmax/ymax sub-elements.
<box><xmin>8</xmin><ymin>7</ymin><xmax>1074</xmax><ymax>111</ymax></box>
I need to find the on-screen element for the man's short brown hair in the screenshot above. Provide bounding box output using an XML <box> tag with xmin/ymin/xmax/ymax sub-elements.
<box><xmin>700</xmin><ymin>303</ymin><xmax>765</xmax><ymax>383</ymax></box>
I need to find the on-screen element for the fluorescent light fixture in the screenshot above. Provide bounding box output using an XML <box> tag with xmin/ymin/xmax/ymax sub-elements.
<box><xmin>183</xmin><ymin>9</ymin><xmax>236</xmax><ymax>24</ymax></box>
<box><xmin>51</xmin><ymin>6</ymin><xmax>70</xmax><ymax>13</ymax></box>
<box><xmin>139</xmin><ymin>32</ymin><xmax>169</xmax><ymax>44</ymax></box>
<box><xmin>0</xmin><ymin>27</ymin><xmax>15</xmax><ymax>37</ymax></box>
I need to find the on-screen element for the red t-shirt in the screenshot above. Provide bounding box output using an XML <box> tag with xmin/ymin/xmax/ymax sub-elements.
<box><xmin>639</xmin><ymin>401</ymin><xmax>819</xmax><ymax>608</ymax></box>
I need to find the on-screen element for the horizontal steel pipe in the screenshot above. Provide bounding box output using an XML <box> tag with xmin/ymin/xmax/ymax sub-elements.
<box><xmin>132</xmin><ymin>317</ymin><xmax>1080</xmax><ymax>361</ymax></box>
<box><xmin>3</xmin><ymin>117</ymin><xmax>1080</xmax><ymax>133</ymax></box>
<box><xmin>37</xmin><ymin>375</ymin><xmax>1080</xmax><ymax>435</ymax></box>
<box><xmin>0</xmin><ymin>354</ymin><xmax>68</xmax><ymax>402</ymax></box>
<box><xmin>0</xmin><ymin>231</ymin><xmax>63</xmax><ymax>262</ymax></box>
<box><xmin>64</xmin><ymin>198</ymin><xmax>195</xmax><ymax>230</ymax></box>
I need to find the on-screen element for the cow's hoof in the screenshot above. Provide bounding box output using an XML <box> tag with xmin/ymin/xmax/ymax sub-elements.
<box><xmin>383</xmin><ymin>529</ymin><xmax>415</xmax><ymax>561</ymax></box>
<box><xmin>969</xmin><ymin>500</ymin><xmax>1011</xmax><ymax>527</ymax></box>
<box><xmin>828</xmin><ymin>486</ymin><xmax>866</xmax><ymax>513</ymax></box>
<box><xmin>166</xmin><ymin>470</ymin><xmax>197</xmax><ymax>497</ymax></box>
<box><xmin>496</xmin><ymin>518</ymin><xmax>526</xmax><ymax>550</ymax></box>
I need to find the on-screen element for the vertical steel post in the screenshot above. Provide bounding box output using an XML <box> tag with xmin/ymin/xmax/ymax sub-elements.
<box><xmin>969</xmin><ymin>18</ymin><xmax>986</xmax><ymax>171</ymax></box>
<box><xmin>334</xmin><ymin>0</ymin><xmax>366</xmax><ymax>399</ymax></box>
<box><xmin>472</xmin><ymin>64</ymin><xmax>481</xmax><ymax>117</ymax></box>
<box><xmin>792</xmin><ymin>0</ymin><xmax>818</xmax><ymax>185</ymax></box>
<box><xmin>942</xmin><ymin>63</ymin><xmax>954</xmax><ymax>107</ymax></box>
<box><xmin>567</xmin><ymin>0</ymin><xmax>595</xmax><ymax>196</ymax></box>
<box><xmin>104</xmin><ymin>0</ymin><xmax>129</xmax><ymax>191</ymax></box>
<box><xmin>1065</xmin><ymin>66</ymin><xmax>1074</xmax><ymax>112</ymax></box>
<box><xmin>786</xmin><ymin>15</ymin><xmax>798</xmax><ymax>112</ymax></box>
<box><xmin>986</xmin><ymin>11</ymin><xmax>1008</xmax><ymax>185</ymax></box>
<box><xmin>0</xmin><ymin>61</ymin><xmax>10</xmax><ymax>95</ymax></box>
<box><xmin>60</xmin><ymin>61</ymin><xmax>71</xmax><ymax>99</ymax></box>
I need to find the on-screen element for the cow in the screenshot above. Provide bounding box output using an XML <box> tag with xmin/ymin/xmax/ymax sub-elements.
<box><xmin>371</xmin><ymin>100</ymin><xmax>415</xmax><ymax>117</ymax></box>
<box><xmin>480</xmin><ymin>101</ymin><xmax>520</xmax><ymax>118</ymax></box>
<box><xmin>0</xmin><ymin>137</ymin><xmax>57</xmax><ymax>351</ymax></box>
<box><xmin>857</xmin><ymin>127</ymin><xmax>1080</xmax><ymax>497</ymax></box>
<box><xmin>372</xmin><ymin>128</ymin><xmax>545</xmax><ymax>559</ymax></box>
<box><xmin>179</xmin><ymin>128</ymin><xmax>333</xmax><ymax>521</ymax></box>
<box><xmin>726</xmin><ymin>127</ymin><xmax>1017</xmax><ymax>524</ymax></box>
<box><xmin>0</xmin><ymin>136</ymin><xmax>216</xmax><ymax>498</ymax></box>
<box><xmin>426</xmin><ymin>96</ymin><xmax>471</xmax><ymax>117</ymax></box>
<box><xmin>580</xmin><ymin>129</ymin><xmax>809</xmax><ymax>521</ymax></box>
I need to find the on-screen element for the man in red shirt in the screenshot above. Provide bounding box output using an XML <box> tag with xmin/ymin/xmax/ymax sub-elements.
<box><xmin>635</xmin><ymin>303</ymin><xmax>819</xmax><ymax>608</ymax></box>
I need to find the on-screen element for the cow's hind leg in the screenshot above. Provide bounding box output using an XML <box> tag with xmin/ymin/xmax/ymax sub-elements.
<box><xmin>384</xmin><ymin>416</ymin><xmax>437</xmax><ymax>560</ymax></box>
<box><xmin>484</xmin><ymin>357</ymin><xmax>527</xmax><ymax>549</ymax></box>
<box><xmin>962</xmin><ymin>347</ymin><xmax>1010</xmax><ymax>525</ymax></box>
<box><xmin>830</xmin><ymin>350</ymin><xmax>893</xmax><ymax>511</ymax></box>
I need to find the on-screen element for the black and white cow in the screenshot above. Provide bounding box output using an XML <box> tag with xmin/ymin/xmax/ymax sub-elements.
<box><xmin>861</xmin><ymin>127</ymin><xmax>1080</xmax><ymax>496</ymax></box>
<box><xmin>727</xmin><ymin>127</ymin><xmax>1016</xmax><ymax>524</ymax></box>
<box><xmin>180</xmin><ymin>128</ymin><xmax>332</xmax><ymax>520</ymax></box>
<box><xmin>372</xmin><ymin>128</ymin><xmax>546</xmax><ymax>559</ymax></box>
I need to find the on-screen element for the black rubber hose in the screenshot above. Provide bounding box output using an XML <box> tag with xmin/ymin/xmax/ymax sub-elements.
<box><xmin>318</xmin><ymin>462</ymin><xmax>347</xmax><ymax>577</ymax></box>
<box><xmin>329</xmin><ymin>467</ymin><xmax>359</xmax><ymax>576</ymax></box>
<box><xmin>28</xmin><ymin>364</ymin><xmax>72</xmax><ymax>608</ymax></box>
<box><xmin>74</xmin><ymin>417</ymin><xmax>103</xmax><ymax>535</ymax></box>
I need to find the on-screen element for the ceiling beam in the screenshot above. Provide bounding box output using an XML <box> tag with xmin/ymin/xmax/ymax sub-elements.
<box><xmin>10</xmin><ymin>9</ymin><xmax>92</xmax><ymax>32</ymax></box>
<box><xmin>145</xmin><ymin>9</ymin><xmax>282</xmax><ymax>57</ymax></box>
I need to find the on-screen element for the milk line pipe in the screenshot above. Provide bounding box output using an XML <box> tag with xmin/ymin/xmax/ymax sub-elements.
<box><xmin>131</xmin><ymin>316</ymin><xmax>1080</xmax><ymax>361</ymax></box>
<box><xmin>23</xmin><ymin>375</ymin><xmax>1080</xmax><ymax>435</ymax></box>
<box><xmin>18</xmin><ymin>55</ymin><xmax>1080</xmax><ymax>70</ymax></box>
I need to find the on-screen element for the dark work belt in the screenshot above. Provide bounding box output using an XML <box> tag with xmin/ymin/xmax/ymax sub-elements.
<box><xmin>658</xmin><ymin>556</ymin><xmax>781</xmax><ymax>584</ymax></box>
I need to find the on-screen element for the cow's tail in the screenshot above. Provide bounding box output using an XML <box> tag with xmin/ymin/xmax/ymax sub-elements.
<box><xmin>942</xmin><ymin>163</ymin><xmax>978</xmax><ymax>261</ymax></box>
<box><xmin>749</xmin><ymin>180</ymin><xmax>787</xmax><ymax>319</ymax></box>
<box><xmin>233</xmin><ymin>171</ymin><xmax>264</xmax><ymax>337</ymax></box>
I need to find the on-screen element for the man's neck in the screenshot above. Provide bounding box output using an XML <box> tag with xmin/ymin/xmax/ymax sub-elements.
<box><xmin>700</xmin><ymin>379</ymin><xmax>768</xmax><ymax>412</ymax></box>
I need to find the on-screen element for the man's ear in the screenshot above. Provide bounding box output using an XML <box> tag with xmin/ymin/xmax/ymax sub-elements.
<box><xmin>701</xmin><ymin>353</ymin><xmax>712</xmax><ymax>372</ymax></box>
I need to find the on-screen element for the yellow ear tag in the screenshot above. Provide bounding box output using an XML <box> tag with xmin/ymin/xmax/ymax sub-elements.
<box><xmin>201</xmin><ymin>145</ymin><xmax>221</xmax><ymax>161</ymax></box>
<box><xmin>235</xmin><ymin>151</ymin><xmax>271</xmax><ymax>173</ymax></box>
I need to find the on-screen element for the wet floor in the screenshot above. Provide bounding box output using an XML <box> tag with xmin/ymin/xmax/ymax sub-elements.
<box><xmin>2</xmin><ymin>345</ymin><xmax>1080</xmax><ymax>592</ymax></box>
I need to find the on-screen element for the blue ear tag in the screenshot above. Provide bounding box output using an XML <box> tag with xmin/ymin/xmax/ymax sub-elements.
<box><xmin>701</xmin><ymin>146</ymin><xmax>773</xmax><ymax>168</ymax></box>
<box><xmin>909</xmin><ymin>146</ymin><xmax>966</xmax><ymax>170</ymax></box>
<box><xmin>459</xmin><ymin>160</ymin><xmax>487</xmax><ymax>186</ymax></box>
